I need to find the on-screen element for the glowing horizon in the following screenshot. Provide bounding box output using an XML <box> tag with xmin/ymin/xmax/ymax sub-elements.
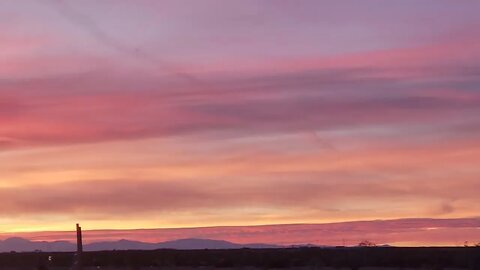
<box><xmin>2</xmin><ymin>218</ymin><xmax>480</xmax><ymax>247</ymax></box>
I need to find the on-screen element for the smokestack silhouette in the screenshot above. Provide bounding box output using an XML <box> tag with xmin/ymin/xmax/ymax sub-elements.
<box><xmin>72</xmin><ymin>224</ymin><xmax>83</xmax><ymax>270</ymax></box>
<box><xmin>76</xmin><ymin>223</ymin><xmax>83</xmax><ymax>253</ymax></box>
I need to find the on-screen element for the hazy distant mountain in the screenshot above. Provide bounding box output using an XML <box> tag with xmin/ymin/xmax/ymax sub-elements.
<box><xmin>0</xmin><ymin>237</ymin><xmax>280</xmax><ymax>252</ymax></box>
<box><xmin>0</xmin><ymin>237</ymin><xmax>76</xmax><ymax>252</ymax></box>
<box><xmin>85</xmin><ymin>239</ymin><xmax>158</xmax><ymax>251</ymax></box>
<box><xmin>155</xmin><ymin>238</ymin><xmax>279</xmax><ymax>250</ymax></box>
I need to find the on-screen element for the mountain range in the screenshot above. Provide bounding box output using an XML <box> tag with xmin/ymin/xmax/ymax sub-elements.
<box><xmin>0</xmin><ymin>237</ymin><xmax>281</xmax><ymax>252</ymax></box>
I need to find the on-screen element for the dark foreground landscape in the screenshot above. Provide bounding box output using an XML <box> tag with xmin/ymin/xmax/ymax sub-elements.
<box><xmin>1</xmin><ymin>247</ymin><xmax>479</xmax><ymax>270</ymax></box>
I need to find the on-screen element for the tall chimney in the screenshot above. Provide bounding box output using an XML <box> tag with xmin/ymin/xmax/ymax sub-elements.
<box><xmin>76</xmin><ymin>223</ymin><xmax>83</xmax><ymax>253</ymax></box>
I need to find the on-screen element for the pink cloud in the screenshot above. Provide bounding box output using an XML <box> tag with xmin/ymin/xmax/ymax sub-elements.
<box><xmin>2</xmin><ymin>58</ymin><xmax>479</xmax><ymax>150</ymax></box>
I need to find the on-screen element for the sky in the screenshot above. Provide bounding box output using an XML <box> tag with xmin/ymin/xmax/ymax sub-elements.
<box><xmin>0</xmin><ymin>0</ymin><xmax>480</xmax><ymax>246</ymax></box>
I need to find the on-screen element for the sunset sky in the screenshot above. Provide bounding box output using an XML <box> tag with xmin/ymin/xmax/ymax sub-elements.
<box><xmin>1</xmin><ymin>0</ymin><xmax>479</xmax><ymax>246</ymax></box>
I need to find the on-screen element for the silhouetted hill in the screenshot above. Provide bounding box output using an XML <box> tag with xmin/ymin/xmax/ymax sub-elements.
<box><xmin>0</xmin><ymin>237</ymin><xmax>280</xmax><ymax>252</ymax></box>
<box><xmin>85</xmin><ymin>239</ymin><xmax>157</xmax><ymax>251</ymax></box>
<box><xmin>155</xmin><ymin>238</ymin><xmax>279</xmax><ymax>250</ymax></box>
<box><xmin>0</xmin><ymin>237</ymin><xmax>75</xmax><ymax>252</ymax></box>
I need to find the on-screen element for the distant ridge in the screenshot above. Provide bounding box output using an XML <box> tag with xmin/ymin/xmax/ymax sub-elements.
<box><xmin>0</xmin><ymin>237</ymin><xmax>281</xmax><ymax>252</ymax></box>
<box><xmin>4</xmin><ymin>218</ymin><xmax>478</xmax><ymax>247</ymax></box>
